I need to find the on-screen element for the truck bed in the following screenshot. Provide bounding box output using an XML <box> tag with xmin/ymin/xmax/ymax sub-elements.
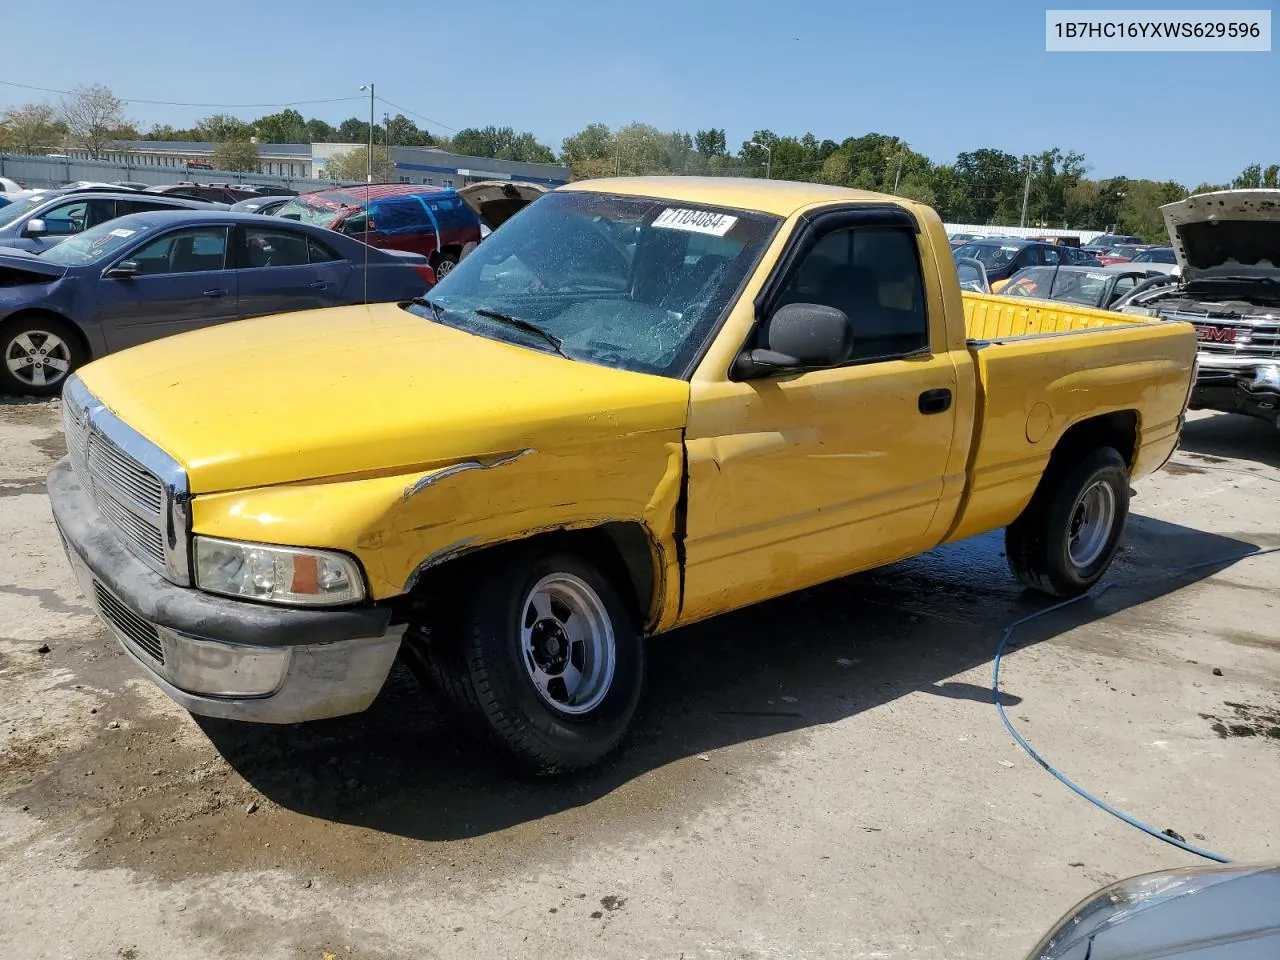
<box><xmin>962</xmin><ymin>291</ymin><xmax>1150</xmax><ymax>341</ymax></box>
<box><xmin>943</xmin><ymin>292</ymin><xmax>1197</xmax><ymax>544</ymax></box>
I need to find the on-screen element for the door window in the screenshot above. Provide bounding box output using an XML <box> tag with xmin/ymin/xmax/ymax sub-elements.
<box><xmin>1040</xmin><ymin>247</ymin><xmax>1063</xmax><ymax>265</ymax></box>
<box><xmin>774</xmin><ymin>226</ymin><xmax>928</xmax><ymax>361</ymax></box>
<box><xmin>129</xmin><ymin>227</ymin><xmax>229</xmax><ymax>275</ymax></box>
<box><xmin>40</xmin><ymin>199</ymin><xmax>117</xmax><ymax>236</ymax></box>
<box><xmin>308</xmin><ymin>237</ymin><xmax>340</xmax><ymax>263</ymax></box>
<box><xmin>238</xmin><ymin>227</ymin><xmax>310</xmax><ymax>268</ymax></box>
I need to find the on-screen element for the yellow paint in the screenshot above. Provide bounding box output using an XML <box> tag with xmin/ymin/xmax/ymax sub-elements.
<box><xmin>75</xmin><ymin>179</ymin><xmax>1197</xmax><ymax>628</ymax></box>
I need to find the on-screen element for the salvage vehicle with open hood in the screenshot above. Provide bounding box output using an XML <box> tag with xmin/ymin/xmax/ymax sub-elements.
<box><xmin>1114</xmin><ymin>189</ymin><xmax>1280</xmax><ymax>428</ymax></box>
<box><xmin>47</xmin><ymin>177</ymin><xmax>1196</xmax><ymax>773</ymax></box>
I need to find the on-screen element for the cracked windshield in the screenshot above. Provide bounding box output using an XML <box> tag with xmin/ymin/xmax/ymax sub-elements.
<box><xmin>411</xmin><ymin>191</ymin><xmax>778</xmax><ymax>375</ymax></box>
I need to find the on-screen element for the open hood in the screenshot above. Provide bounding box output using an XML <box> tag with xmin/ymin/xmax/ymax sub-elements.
<box><xmin>0</xmin><ymin>247</ymin><xmax>69</xmax><ymax>284</ymax></box>
<box><xmin>456</xmin><ymin>181</ymin><xmax>548</xmax><ymax>231</ymax></box>
<box><xmin>1161</xmin><ymin>189</ymin><xmax>1280</xmax><ymax>283</ymax></box>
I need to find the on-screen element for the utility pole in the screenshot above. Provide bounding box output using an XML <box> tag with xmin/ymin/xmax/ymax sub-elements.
<box><xmin>892</xmin><ymin>151</ymin><xmax>904</xmax><ymax>195</ymax></box>
<box><xmin>383</xmin><ymin>112</ymin><xmax>391</xmax><ymax>181</ymax></box>
<box><xmin>748</xmin><ymin>141</ymin><xmax>772</xmax><ymax>179</ymax></box>
<box><xmin>1020</xmin><ymin>156</ymin><xmax>1033</xmax><ymax>228</ymax></box>
<box><xmin>358</xmin><ymin>83</ymin><xmax>374</xmax><ymax>183</ymax></box>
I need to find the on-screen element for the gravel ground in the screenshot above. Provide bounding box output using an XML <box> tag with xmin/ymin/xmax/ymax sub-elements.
<box><xmin>1</xmin><ymin>401</ymin><xmax>1278</xmax><ymax>960</ymax></box>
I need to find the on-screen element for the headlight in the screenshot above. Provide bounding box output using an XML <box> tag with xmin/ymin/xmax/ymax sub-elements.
<box><xmin>194</xmin><ymin>537</ymin><xmax>365</xmax><ymax>606</ymax></box>
<box><xmin>1025</xmin><ymin>865</ymin><xmax>1264</xmax><ymax>959</ymax></box>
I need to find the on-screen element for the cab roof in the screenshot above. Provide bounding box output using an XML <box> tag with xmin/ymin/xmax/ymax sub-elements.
<box><xmin>561</xmin><ymin>176</ymin><xmax>910</xmax><ymax>218</ymax></box>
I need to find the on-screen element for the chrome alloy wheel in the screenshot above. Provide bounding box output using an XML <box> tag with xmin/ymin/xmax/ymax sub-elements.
<box><xmin>519</xmin><ymin>573</ymin><xmax>616</xmax><ymax>715</ymax></box>
<box><xmin>5</xmin><ymin>330</ymin><xmax>71</xmax><ymax>389</ymax></box>
<box><xmin>1068</xmin><ymin>479</ymin><xmax>1116</xmax><ymax>568</ymax></box>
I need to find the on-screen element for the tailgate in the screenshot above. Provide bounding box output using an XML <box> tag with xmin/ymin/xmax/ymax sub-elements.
<box><xmin>944</xmin><ymin>293</ymin><xmax>1197</xmax><ymax>543</ymax></box>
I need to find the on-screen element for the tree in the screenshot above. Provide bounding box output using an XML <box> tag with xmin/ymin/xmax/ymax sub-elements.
<box><xmin>306</xmin><ymin>117</ymin><xmax>337</xmax><ymax>143</ymax></box>
<box><xmin>58</xmin><ymin>84</ymin><xmax>130</xmax><ymax>159</ymax></box>
<box><xmin>385</xmin><ymin>114</ymin><xmax>433</xmax><ymax>147</ymax></box>
<box><xmin>1232</xmin><ymin>163</ymin><xmax>1263</xmax><ymax>189</ymax></box>
<box><xmin>195</xmin><ymin>113</ymin><xmax>252</xmax><ymax>142</ymax></box>
<box><xmin>143</xmin><ymin>123</ymin><xmax>199</xmax><ymax>142</ymax></box>
<box><xmin>449</xmin><ymin>125</ymin><xmax>555</xmax><ymax>162</ymax></box>
<box><xmin>254</xmin><ymin>108</ymin><xmax>307</xmax><ymax>144</ymax></box>
<box><xmin>338</xmin><ymin>117</ymin><xmax>382</xmax><ymax>144</ymax></box>
<box><xmin>320</xmin><ymin>146</ymin><xmax>387</xmax><ymax>182</ymax></box>
<box><xmin>694</xmin><ymin>128</ymin><xmax>727</xmax><ymax>158</ymax></box>
<box><xmin>1265</xmin><ymin>164</ymin><xmax>1280</xmax><ymax>189</ymax></box>
<box><xmin>951</xmin><ymin>148</ymin><xmax>1022</xmax><ymax>223</ymax></box>
<box><xmin>1</xmin><ymin>103</ymin><xmax>63</xmax><ymax>153</ymax></box>
<box><xmin>212</xmin><ymin>140</ymin><xmax>260</xmax><ymax>173</ymax></box>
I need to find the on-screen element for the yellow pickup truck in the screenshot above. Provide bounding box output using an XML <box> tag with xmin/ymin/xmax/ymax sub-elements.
<box><xmin>48</xmin><ymin>177</ymin><xmax>1197</xmax><ymax>772</ymax></box>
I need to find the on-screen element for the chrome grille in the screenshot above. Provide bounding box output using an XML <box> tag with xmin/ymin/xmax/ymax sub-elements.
<box><xmin>87</xmin><ymin>433</ymin><xmax>164</xmax><ymax>513</ymax></box>
<box><xmin>1161</xmin><ymin>309</ymin><xmax>1280</xmax><ymax>358</ymax></box>
<box><xmin>61</xmin><ymin>376</ymin><xmax>191</xmax><ymax>584</ymax></box>
<box><xmin>93</xmin><ymin>580</ymin><xmax>164</xmax><ymax>664</ymax></box>
<box><xmin>89</xmin><ymin>477</ymin><xmax>166</xmax><ymax>565</ymax></box>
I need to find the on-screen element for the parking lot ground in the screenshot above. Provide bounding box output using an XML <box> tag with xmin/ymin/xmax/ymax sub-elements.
<box><xmin>1</xmin><ymin>403</ymin><xmax>1278</xmax><ymax>960</ymax></box>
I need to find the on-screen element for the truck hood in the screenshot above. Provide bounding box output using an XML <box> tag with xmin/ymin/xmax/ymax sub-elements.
<box><xmin>1161</xmin><ymin>189</ymin><xmax>1280</xmax><ymax>283</ymax></box>
<box><xmin>75</xmin><ymin>303</ymin><xmax>691</xmax><ymax>494</ymax></box>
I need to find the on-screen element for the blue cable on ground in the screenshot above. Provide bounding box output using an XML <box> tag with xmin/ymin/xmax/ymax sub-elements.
<box><xmin>992</xmin><ymin>545</ymin><xmax>1280</xmax><ymax>865</ymax></box>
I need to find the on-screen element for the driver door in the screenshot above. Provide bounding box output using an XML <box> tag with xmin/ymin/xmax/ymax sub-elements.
<box><xmin>97</xmin><ymin>226</ymin><xmax>239</xmax><ymax>351</ymax></box>
<box><xmin>678</xmin><ymin>210</ymin><xmax>963</xmax><ymax>625</ymax></box>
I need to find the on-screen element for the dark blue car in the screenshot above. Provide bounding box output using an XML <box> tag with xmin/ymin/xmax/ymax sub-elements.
<box><xmin>0</xmin><ymin>210</ymin><xmax>435</xmax><ymax>395</ymax></box>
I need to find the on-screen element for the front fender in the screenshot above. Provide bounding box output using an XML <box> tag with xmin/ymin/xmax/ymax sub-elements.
<box><xmin>189</xmin><ymin>431</ymin><xmax>686</xmax><ymax>624</ymax></box>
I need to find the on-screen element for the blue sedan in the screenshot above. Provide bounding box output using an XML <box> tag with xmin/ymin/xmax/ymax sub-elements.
<box><xmin>0</xmin><ymin>210</ymin><xmax>436</xmax><ymax>395</ymax></box>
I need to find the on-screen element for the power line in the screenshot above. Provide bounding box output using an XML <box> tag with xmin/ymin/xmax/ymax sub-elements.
<box><xmin>0</xmin><ymin>79</ymin><xmax>366</xmax><ymax>109</ymax></box>
<box><xmin>374</xmin><ymin>96</ymin><xmax>457</xmax><ymax>133</ymax></box>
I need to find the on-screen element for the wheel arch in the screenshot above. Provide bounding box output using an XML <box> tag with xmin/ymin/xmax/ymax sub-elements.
<box><xmin>1049</xmin><ymin>409</ymin><xmax>1140</xmax><ymax>475</ymax></box>
<box><xmin>406</xmin><ymin>521</ymin><xmax>665</xmax><ymax>632</ymax></box>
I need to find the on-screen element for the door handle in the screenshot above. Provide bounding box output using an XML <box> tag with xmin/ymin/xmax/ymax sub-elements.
<box><xmin>309</xmin><ymin>280</ymin><xmax>328</xmax><ymax>289</ymax></box>
<box><xmin>202</xmin><ymin>288</ymin><xmax>228</xmax><ymax>298</ymax></box>
<box><xmin>918</xmin><ymin>388</ymin><xmax>952</xmax><ymax>415</ymax></box>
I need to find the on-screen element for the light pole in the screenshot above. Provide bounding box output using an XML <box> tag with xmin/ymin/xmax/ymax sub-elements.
<box><xmin>383</xmin><ymin>112</ymin><xmax>391</xmax><ymax>181</ymax></box>
<box><xmin>749</xmin><ymin>141</ymin><xmax>772</xmax><ymax>179</ymax></box>
<box><xmin>1020</xmin><ymin>155</ymin><xmax>1033</xmax><ymax>228</ymax></box>
<box><xmin>358</xmin><ymin>83</ymin><xmax>375</xmax><ymax>183</ymax></box>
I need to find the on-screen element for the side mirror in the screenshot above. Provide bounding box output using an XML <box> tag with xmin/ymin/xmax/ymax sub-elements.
<box><xmin>103</xmin><ymin>260</ymin><xmax>140</xmax><ymax>279</ymax></box>
<box><xmin>24</xmin><ymin>218</ymin><xmax>47</xmax><ymax>237</ymax></box>
<box><xmin>732</xmin><ymin>302</ymin><xmax>853</xmax><ymax>380</ymax></box>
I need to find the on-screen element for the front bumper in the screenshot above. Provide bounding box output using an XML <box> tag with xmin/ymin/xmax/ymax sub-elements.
<box><xmin>1191</xmin><ymin>356</ymin><xmax>1280</xmax><ymax>425</ymax></box>
<box><xmin>48</xmin><ymin>458</ymin><xmax>405</xmax><ymax>723</ymax></box>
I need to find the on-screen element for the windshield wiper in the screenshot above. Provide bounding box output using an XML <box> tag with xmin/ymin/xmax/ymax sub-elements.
<box><xmin>473</xmin><ymin>308</ymin><xmax>569</xmax><ymax>359</ymax></box>
<box><xmin>409</xmin><ymin>296</ymin><xmax>444</xmax><ymax>321</ymax></box>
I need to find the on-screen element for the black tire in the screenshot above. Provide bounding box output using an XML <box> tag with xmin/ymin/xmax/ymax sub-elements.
<box><xmin>0</xmin><ymin>315</ymin><xmax>85</xmax><ymax>397</ymax></box>
<box><xmin>408</xmin><ymin>548</ymin><xmax>643</xmax><ymax>774</ymax></box>
<box><xmin>1005</xmin><ymin>446</ymin><xmax>1130</xmax><ymax>598</ymax></box>
<box><xmin>433</xmin><ymin>251</ymin><xmax>459</xmax><ymax>278</ymax></box>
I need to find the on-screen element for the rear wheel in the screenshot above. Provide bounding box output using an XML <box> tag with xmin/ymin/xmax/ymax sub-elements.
<box><xmin>433</xmin><ymin>252</ymin><xmax>459</xmax><ymax>278</ymax></box>
<box><xmin>406</xmin><ymin>548</ymin><xmax>644</xmax><ymax>773</ymax></box>
<box><xmin>0</xmin><ymin>316</ymin><xmax>84</xmax><ymax>396</ymax></box>
<box><xmin>1005</xmin><ymin>446</ymin><xmax>1130</xmax><ymax>598</ymax></box>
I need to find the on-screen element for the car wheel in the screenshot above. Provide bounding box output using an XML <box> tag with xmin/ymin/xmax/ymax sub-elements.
<box><xmin>406</xmin><ymin>548</ymin><xmax>644</xmax><ymax>773</ymax></box>
<box><xmin>433</xmin><ymin>252</ymin><xmax>459</xmax><ymax>278</ymax></box>
<box><xmin>1005</xmin><ymin>447</ymin><xmax>1130</xmax><ymax>598</ymax></box>
<box><xmin>0</xmin><ymin>316</ymin><xmax>84</xmax><ymax>397</ymax></box>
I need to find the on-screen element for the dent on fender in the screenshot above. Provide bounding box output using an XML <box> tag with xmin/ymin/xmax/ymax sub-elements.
<box><xmin>401</xmin><ymin>448</ymin><xmax>536</xmax><ymax>501</ymax></box>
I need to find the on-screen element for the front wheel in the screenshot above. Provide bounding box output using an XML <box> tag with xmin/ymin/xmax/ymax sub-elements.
<box><xmin>1005</xmin><ymin>446</ymin><xmax>1130</xmax><ymax>598</ymax></box>
<box><xmin>407</xmin><ymin>549</ymin><xmax>644</xmax><ymax>773</ymax></box>
<box><xmin>0</xmin><ymin>316</ymin><xmax>84</xmax><ymax>396</ymax></box>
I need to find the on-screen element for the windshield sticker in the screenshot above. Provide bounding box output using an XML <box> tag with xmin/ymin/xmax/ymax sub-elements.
<box><xmin>1000</xmin><ymin>245</ymin><xmax>1019</xmax><ymax>252</ymax></box>
<box><xmin>653</xmin><ymin>208</ymin><xmax>738</xmax><ymax>236</ymax></box>
<box><xmin>1086</xmin><ymin>272</ymin><xmax>1108</xmax><ymax>280</ymax></box>
<box><xmin>108</xmin><ymin>228</ymin><xmax>136</xmax><ymax>238</ymax></box>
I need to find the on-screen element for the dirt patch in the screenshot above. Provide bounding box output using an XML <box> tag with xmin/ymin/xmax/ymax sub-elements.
<box><xmin>1162</xmin><ymin>462</ymin><xmax>1206</xmax><ymax>476</ymax></box>
<box><xmin>1200</xmin><ymin>701</ymin><xmax>1280</xmax><ymax>741</ymax></box>
<box><xmin>32</xmin><ymin>432</ymin><xmax>67</xmax><ymax>462</ymax></box>
<box><xmin>1185</xmin><ymin>453</ymin><xmax>1230</xmax><ymax>464</ymax></box>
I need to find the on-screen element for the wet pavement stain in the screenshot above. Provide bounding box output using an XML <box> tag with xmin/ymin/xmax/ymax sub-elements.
<box><xmin>1200</xmin><ymin>701</ymin><xmax>1280</xmax><ymax>741</ymax></box>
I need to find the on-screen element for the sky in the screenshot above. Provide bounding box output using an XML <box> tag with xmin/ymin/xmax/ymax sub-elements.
<box><xmin>2</xmin><ymin>0</ymin><xmax>1276</xmax><ymax>186</ymax></box>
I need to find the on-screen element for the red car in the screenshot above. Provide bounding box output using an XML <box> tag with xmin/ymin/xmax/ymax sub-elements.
<box><xmin>1096</xmin><ymin>243</ymin><xmax>1151</xmax><ymax>266</ymax></box>
<box><xmin>275</xmin><ymin>184</ymin><xmax>482</xmax><ymax>276</ymax></box>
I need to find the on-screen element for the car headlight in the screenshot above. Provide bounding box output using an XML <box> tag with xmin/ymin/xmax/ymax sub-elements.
<box><xmin>194</xmin><ymin>536</ymin><xmax>365</xmax><ymax>606</ymax></box>
<box><xmin>1025</xmin><ymin>865</ymin><xmax>1264</xmax><ymax>959</ymax></box>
